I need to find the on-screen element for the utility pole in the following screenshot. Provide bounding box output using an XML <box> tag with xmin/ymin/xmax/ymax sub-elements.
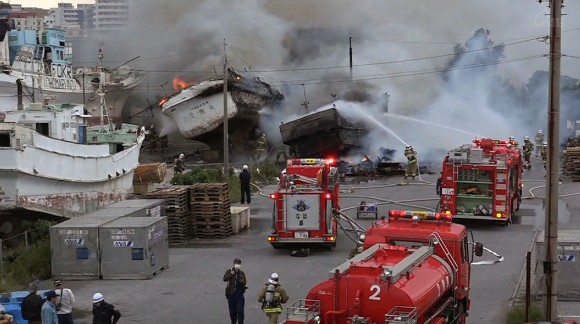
<box><xmin>223</xmin><ymin>39</ymin><xmax>229</xmax><ymax>179</ymax></box>
<box><xmin>544</xmin><ymin>0</ymin><xmax>562</xmax><ymax>320</ymax></box>
<box><xmin>349</xmin><ymin>36</ymin><xmax>353</xmax><ymax>81</ymax></box>
<box><xmin>300</xmin><ymin>84</ymin><xmax>309</xmax><ymax>112</ymax></box>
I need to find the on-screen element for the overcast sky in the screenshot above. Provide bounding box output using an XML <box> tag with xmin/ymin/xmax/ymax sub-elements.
<box><xmin>12</xmin><ymin>0</ymin><xmax>93</xmax><ymax>9</ymax></box>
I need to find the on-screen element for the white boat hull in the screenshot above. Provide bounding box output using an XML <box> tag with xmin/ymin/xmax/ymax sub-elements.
<box><xmin>0</xmin><ymin>125</ymin><xmax>144</xmax><ymax>217</ymax></box>
<box><xmin>0</xmin><ymin>72</ymin><xmax>143</xmax><ymax>125</ymax></box>
<box><xmin>162</xmin><ymin>91</ymin><xmax>237</xmax><ymax>139</ymax></box>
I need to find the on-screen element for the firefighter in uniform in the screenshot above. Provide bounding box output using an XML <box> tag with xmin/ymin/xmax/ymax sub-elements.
<box><xmin>403</xmin><ymin>146</ymin><xmax>417</xmax><ymax>182</ymax></box>
<box><xmin>147</xmin><ymin>125</ymin><xmax>158</xmax><ymax>153</ymax></box>
<box><xmin>258</xmin><ymin>273</ymin><xmax>289</xmax><ymax>324</ymax></box>
<box><xmin>535</xmin><ymin>130</ymin><xmax>544</xmax><ymax>157</ymax></box>
<box><xmin>508</xmin><ymin>136</ymin><xmax>518</xmax><ymax>148</ymax></box>
<box><xmin>174</xmin><ymin>153</ymin><xmax>185</xmax><ymax>175</ymax></box>
<box><xmin>541</xmin><ymin>141</ymin><xmax>548</xmax><ymax>170</ymax></box>
<box><xmin>275</xmin><ymin>146</ymin><xmax>288</xmax><ymax>168</ymax></box>
<box><xmin>255</xmin><ymin>133</ymin><xmax>268</xmax><ymax>161</ymax></box>
<box><xmin>522</xmin><ymin>136</ymin><xmax>534</xmax><ymax>169</ymax></box>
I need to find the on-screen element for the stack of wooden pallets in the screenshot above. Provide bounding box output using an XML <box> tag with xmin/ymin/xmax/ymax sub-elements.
<box><xmin>145</xmin><ymin>186</ymin><xmax>192</xmax><ymax>245</ymax></box>
<box><xmin>563</xmin><ymin>138</ymin><xmax>580</xmax><ymax>180</ymax></box>
<box><xmin>190</xmin><ymin>183</ymin><xmax>232</xmax><ymax>238</ymax></box>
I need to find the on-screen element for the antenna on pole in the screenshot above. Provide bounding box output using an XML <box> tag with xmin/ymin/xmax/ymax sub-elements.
<box><xmin>223</xmin><ymin>38</ymin><xmax>229</xmax><ymax>178</ymax></box>
<box><xmin>543</xmin><ymin>0</ymin><xmax>562</xmax><ymax>321</ymax></box>
<box><xmin>301</xmin><ymin>83</ymin><xmax>309</xmax><ymax>112</ymax></box>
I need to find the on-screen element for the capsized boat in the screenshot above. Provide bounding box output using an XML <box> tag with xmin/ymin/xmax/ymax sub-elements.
<box><xmin>0</xmin><ymin>26</ymin><xmax>144</xmax><ymax>125</ymax></box>
<box><xmin>161</xmin><ymin>68</ymin><xmax>284</xmax><ymax>152</ymax></box>
<box><xmin>0</xmin><ymin>100</ymin><xmax>144</xmax><ymax>217</ymax></box>
<box><xmin>279</xmin><ymin>104</ymin><xmax>368</xmax><ymax>158</ymax></box>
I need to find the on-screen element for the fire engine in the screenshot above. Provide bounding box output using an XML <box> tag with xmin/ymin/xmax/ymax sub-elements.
<box><xmin>439</xmin><ymin>138</ymin><xmax>523</xmax><ymax>225</ymax></box>
<box><xmin>284</xmin><ymin>210</ymin><xmax>483</xmax><ymax>324</ymax></box>
<box><xmin>267</xmin><ymin>158</ymin><xmax>340</xmax><ymax>249</ymax></box>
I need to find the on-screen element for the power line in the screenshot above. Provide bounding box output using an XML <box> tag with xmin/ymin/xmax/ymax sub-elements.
<box><xmin>270</xmin><ymin>54</ymin><xmax>547</xmax><ymax>87</ymax></box>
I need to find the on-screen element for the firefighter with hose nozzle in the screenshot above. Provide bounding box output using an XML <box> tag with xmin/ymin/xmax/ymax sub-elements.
<box><xmin>403</xmin><ymin>145</ymin><xmax>417</xmax><ymax>183</ymax></box>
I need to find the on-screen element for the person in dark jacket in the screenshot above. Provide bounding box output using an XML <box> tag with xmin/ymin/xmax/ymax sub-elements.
<box><xmin>21</xmin><ymin>282</ymin><xmax>43</xmax><ymax>324</ymax></box>
<box><xmin>223</xmin><ymin>257</ymin><xmax>247</xmax><ymax>324</ymax></box>
<box><xmin>436</xmin><ymin>172</ymin><xmax>442</xmax><ymax>196</ymax></box>
<box><xmin>92</xmin><ymin>293</ymin><xmax>121</xmax><ymax>324</ymax></box>
<box><xmin>239</xmin><ymin>165</ymin><xmax>251</xmax><ymax>204</ymax></box>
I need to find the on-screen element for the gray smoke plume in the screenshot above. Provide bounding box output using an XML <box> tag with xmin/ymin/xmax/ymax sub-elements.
<box><xmin>73</xmin><ymin>0</ymin><xmax>580</xmax><ymax>155</ymax></box>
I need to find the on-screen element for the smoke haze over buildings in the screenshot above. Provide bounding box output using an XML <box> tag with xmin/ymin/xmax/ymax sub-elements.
<box><xmin>77</xmin><ymin>0</ymin><xmax>580</xmax><ymax>157</ymax></box>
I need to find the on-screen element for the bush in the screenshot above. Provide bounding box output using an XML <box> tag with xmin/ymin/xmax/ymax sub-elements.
<box><xmin>506</xmin><ymin>303</ymin><xmax>544</xmax><ymax>324</ymax></box>
<box><xmin>170</xmin><ymin>164</ymin><xmax>278</xmax><ymax>203</ymax></box>
<box><xmin>0</xmin><ymin>239</ymin><xmax>52</xmax><ymax>292</ymax></box>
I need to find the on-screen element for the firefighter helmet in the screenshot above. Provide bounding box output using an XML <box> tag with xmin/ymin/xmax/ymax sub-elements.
<box><xmin>179</xmin><ymin>153</ymin><xmax>185</xmax><ymax>159</ymax></box>
<box><xmin>524</xmin><ymin>136</ymin><xmax>530</xmax><ymax>141</ymax></box>
<box><xmin>539</xmin><ymin>129</ymin><xmax>543</xmax><ymax>133</ymax></box>
<box><xmin>509</xmin><ymin>136</ymin><xmax>515</xmax><ymax>141</ymax></box>
<box><xmin>268</xmin><ymin>272</ymin><xmax>279</xmax><ymax>284</ymax></box>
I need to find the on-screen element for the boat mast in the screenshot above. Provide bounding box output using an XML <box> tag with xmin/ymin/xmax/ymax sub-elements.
<box><xmin>97</xmin><ymin>49</ymin><xmax>111</xmax><ymax>132</ymax></box>
<box><xmin>223</xmin><ymin>39</ymin><xmax>229</xmax><ymax>178</ymax></box>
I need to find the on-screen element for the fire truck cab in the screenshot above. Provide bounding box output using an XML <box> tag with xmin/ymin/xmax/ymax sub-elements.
<box><xmin>285</xmin><ymin>210</ymin><xmax>483</xmax><ymax>324</ymax></box>
<box><xmin>439</xmin><ymin>138</ymin><xmax>523</xmax><ymax>225</ymax></box>
<box><xmin>267</xmin><ymin>158</ymin><xmax>339</xmax><ymax>249</ymax></box>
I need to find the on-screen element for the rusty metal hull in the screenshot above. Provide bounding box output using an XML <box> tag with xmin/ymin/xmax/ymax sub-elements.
<box><xmin>280</xmin><ymin>108</ymin><xmax>367</xmax><ymax>157</ymax></box>
<box><xmin>0</xmin><ymin>172</ymin><xmax>132</xmax><ymax>217</ymax></box>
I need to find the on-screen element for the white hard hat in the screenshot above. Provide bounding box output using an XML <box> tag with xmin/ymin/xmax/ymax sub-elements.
<box><xmin>539</xmin><ymin>130</ymin><xmax>543</xmax><ymax>133</ymax></box>
<box><xmin>92</xmin><ymin>293</ymin><xmax>104</xmax><ymax>303</ymax></box>
<box><xmin>268</xmin><ymin>272</ymin><xmax>279</xmax><ymax>284</ymax></box>
<box><xmin>243</xmin><ymin>165</ymin><xmax>248</xmax><ymax>170</ymax></box>
<box><xmin>524</xmin><ymin>136</ymin><xmax>530</xmax><ymax>140</ymax></box>
<box><xmin>179</xmin><ymin>153</ymin><xmax>184</xmax><ymax>159</ymax></box>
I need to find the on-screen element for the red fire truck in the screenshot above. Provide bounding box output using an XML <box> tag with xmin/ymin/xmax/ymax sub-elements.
<box><xmin>284</xmin><ymin>209</ymin><xmax>483</xmax><ymax>324</ymax></box>
<box><xmin>267</xmin><ymin>158</ymin><xmax>339</xmax><ymax>249</ymax></box>
<box><xmin>439</xmin><ymin>138</ymin><xmax>523</xmax><ymax>225</ymax></box>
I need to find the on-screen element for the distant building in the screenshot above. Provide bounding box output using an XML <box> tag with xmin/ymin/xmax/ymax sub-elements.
<box><xmin>10</xmin><ymin>9</ymin><xmax>47</xmax><ymax>31</ymax></box>
<box><xmin>94</xmin><ymin>0</ymin><xmax>129</xmax><ymax>34</ymax></box>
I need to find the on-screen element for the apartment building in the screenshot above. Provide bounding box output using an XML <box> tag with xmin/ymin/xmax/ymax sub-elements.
<box><xmin>94</xmin><ymin>0</ymin><xmax>129</xmax><ymax>33</ymax></box>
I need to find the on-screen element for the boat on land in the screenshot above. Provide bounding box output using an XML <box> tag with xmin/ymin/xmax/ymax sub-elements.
<box><xmin>279</xmin><ymin>105</ymin><xmax>368</xmax><ymax>158</ymax></box>
<box><xmin>161</xmin><ymin>68</ymin><xmax>284</xmax><ymax>154</ymax></box>
<box><xmin>0</xmin><ymin>24</ymin><xmax>144</xmax><ymax>125</ymax></box>
<box><xmin>0</xmin><ymin>97</ymin><xmax>144</xmax><ymax>217</ymax></box>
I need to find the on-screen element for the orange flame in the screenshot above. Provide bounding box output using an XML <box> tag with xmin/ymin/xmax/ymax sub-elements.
<box><xmin>159</xmin><ymin>98</ymin><xmax>169</xmax><ymax>107</ymax></box>
<box><xmin>172</xmin><ymin>77</ymin><xmax>189</xmax><ymax>92</ymax></box>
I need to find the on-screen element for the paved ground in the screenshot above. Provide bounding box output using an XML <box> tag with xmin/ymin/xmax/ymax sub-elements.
<box><xmin>37</xmin><ymin>156</ymin><xmax>580</xmax><ymax>323</ymax></box>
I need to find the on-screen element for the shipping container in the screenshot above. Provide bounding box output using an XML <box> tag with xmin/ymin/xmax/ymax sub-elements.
<box><xmin>51</xmin><ymin>210</ymin><xmax>124</xmax><ymax>280</ymax></box>
<box><xmin>106</xmin><ymin>199</ymin><xmax>166</xmax><ymax>217</ymax></box>
<box><xmin>535</xmin><ymin>230</ymin><xmax>580</xmax><ymax>300</ymax></box>
<box><xmin>99</xmin><ymin>217</ymin><xmax>169</xmax><ymax>280</ymax></box>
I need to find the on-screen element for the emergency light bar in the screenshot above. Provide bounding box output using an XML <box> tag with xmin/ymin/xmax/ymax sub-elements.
<box><xmin>287</xmin><ymin>158</ymin><xmax>337</xmax><ymax>166</ymax></box>
<box><xmin>388</xmin><ymin>209</ymin><xmax>453</xmax><ymax>222</ymax></box>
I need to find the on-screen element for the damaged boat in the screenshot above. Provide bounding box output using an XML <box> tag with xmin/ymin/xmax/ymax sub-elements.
<box><xmin>161</xmin><ymin>68</ymin><xmax>284</xmax><ymax>152</ymax></box>
<box><xmin>279</xmin><ymin>104</ymin><xmax>368</xmax><ymax>158</ymax></box>
<box><xmin>0</xmin><ymin>26</ymin><xmax>144</xmax><ymax>125</ymax></box>
<box><xmin>0</xmin><ymin>99</ymin><xmax>144</xmax><ymax>217</ymax></box>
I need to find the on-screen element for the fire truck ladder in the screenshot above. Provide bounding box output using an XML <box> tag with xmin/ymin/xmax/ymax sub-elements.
<box><xmin>429</xmin><ymin>232</ymin><xmax>459</xmax><ymax>319</ymax></box>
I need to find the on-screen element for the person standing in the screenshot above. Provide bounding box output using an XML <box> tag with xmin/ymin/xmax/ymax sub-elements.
<box><xmin>21</xmin><ymin>282</ymin><xmax>43</xmax><ymax>324</ymax></box>
<box><xmin>436</xmin><ymin>172</ymin><xmax>443</xmax><ymax>196</ymax></box>
<box><xmin>404</xmin><ymin>146</ymin><xmax>418</xmax><ymax>182</ymax></box>
<box><xmin>239</xmin><ymin>165</ymin><xmax>251</xmax><ymax>204</ymax></box>
<box><xmin>223</xmin><ymin>258</ymin><xmax>247</xmax><ymax>324</ymax></box>
<box><xmin>92</xmin><ymin>293</ymin><xmax>121</xmax><ymax>324</ymax></box>
<box><xmin>53</xmin><ymin>280</ymin><xmax>75</xmax><ymax>324</ymax></box>
<box><xmin>41</xmin><ymin>291</ymin><xmax>59</xmax><ymax>324</ymax></box>
<box><xmin>258</xmin><ymin>273</ymin><xmax>289</xmax><ymax>324</ymax></box>
<box><xmin>535</xmin><ymin>129</ymin><xmax>544</xmax><ymax>157</ymax></box>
